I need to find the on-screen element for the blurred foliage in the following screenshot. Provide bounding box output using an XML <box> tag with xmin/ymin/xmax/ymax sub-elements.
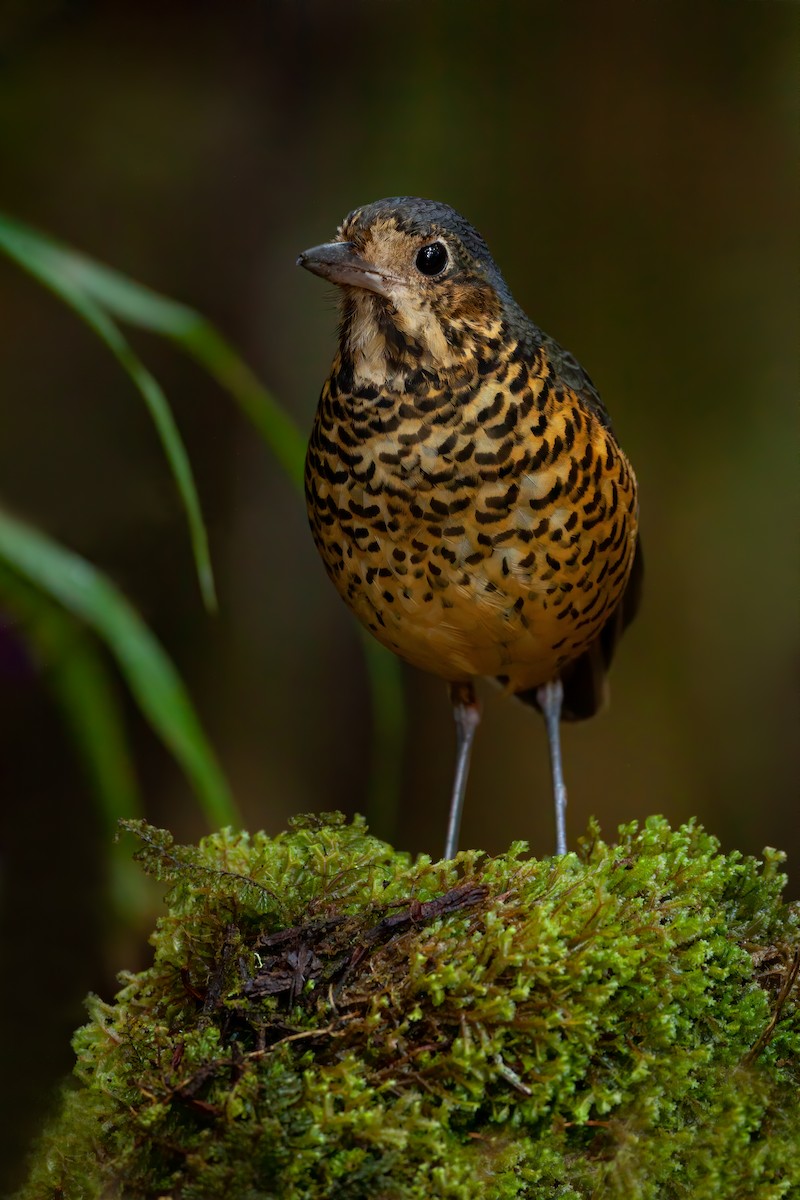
<box><xmin>0</xmin><ymin>210</ymin><xmax>406</xmax><ymax>839</ymax></box>
<box><xmin>0</xmin><ymin>212</ymin><xmax>307</xmax><ymax>491</ymax></box>
<box><xmin>0</xmin><ymin>213</ymin><xmax>219</xmax><ymax>611</ymax></box>
<box><xmin>0</xmin><ymin>507</ymin><xmax>236</xmax><ymax>827</ymax></box>
<box><xmin>0</xmin><ymin>565</ymin><xmax>147</xmax><ymax>909</ymax></box>
<box><xmin>0</xmin><ymin>190</ymin><xmax>408</xmax><ymax>1188</ymax></box>
<box><xmin>16</xmin><ymin>813</ymin><xmax>800</xmax><ymax>1198</ymax></box>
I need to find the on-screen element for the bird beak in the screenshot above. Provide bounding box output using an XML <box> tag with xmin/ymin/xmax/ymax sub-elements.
<box><xmin>296</xmin><ymin>241</ymin><xmax>396</xmax><ymax>298</ymax></box>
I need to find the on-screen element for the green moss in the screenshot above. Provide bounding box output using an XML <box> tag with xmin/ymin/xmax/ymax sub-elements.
<box><xmin>17</xmin><ymin>815</ymin><xmax>800</xmax><ymax>1199</ymax></box>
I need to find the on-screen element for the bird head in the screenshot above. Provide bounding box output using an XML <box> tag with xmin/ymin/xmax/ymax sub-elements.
<box><xmin>298</xmin><ymin>197</ymin><xmax>520</xmax><ymax>381</ymax></box>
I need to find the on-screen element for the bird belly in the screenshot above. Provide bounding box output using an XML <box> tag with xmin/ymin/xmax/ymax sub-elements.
<box><xmin>307</xmin><ymin>433</ymin><xmax>637</xmax><ymax>693</ymax></box>
<box><xmin>340</xmin><ymin>571</ymin><xmax>589</xmax><ymax>690</ymax></box>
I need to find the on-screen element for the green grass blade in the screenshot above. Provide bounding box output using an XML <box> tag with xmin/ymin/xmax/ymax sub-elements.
<box><xmin>0</xmin><ymin>212</ymin><xmax>306</xmax><ymax>489</ymax></box>
<box><xmin>175</xmin><ymin>323</ymin><xmax>307</xmax><ymax>490</ymax></box>
<box><xmin>0</xmin><ymin>215</ymin><xmax>217</xmax><ymax>612</ymax></box>
<box><xmin>45</xmin><ymin>622</ymin><xmax>155</xmax><ymax>920</ymax></box>
<box><xmin>0</xmin><ymin>572</ymin><xmax>154</xmax><ymax>920</ymax></box>
<box><xmin>0</xmin><ymin>210</ymin><xmax>406</xmax><ymax>833</ymax></box>
<box><xmin>47</xmin><ymin>621</ymin><xmax>143</xmax><ymax>830</ymax></box>
<box><xmin>0</xmin><ymin>212</ymin><xmax>202</xmax><ymax>333</ymax></box>
<box><xmin>0</xmin><ymin>508</ymin><xmax>238</xmax><ymax>829</ymax></box>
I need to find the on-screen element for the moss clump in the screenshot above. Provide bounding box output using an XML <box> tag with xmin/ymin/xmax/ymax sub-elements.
<box><xmin>18</xmin><ymin>814</ymin><xmax>800</xmax><ymax>1199</ymax></box>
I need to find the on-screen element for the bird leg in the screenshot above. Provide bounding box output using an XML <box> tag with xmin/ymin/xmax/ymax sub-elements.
<box><xmin>536</xmin><ymin>677</ymin><xmax>568</xmax><ymax>855</ymax></box>
<box><xmin>443</xmin><ymin>681</ymin><xmax>481</xmax><ymax>860</ymax></box>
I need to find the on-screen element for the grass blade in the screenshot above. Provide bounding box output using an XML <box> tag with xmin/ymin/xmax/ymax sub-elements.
<box><xmin>0</xmin><ymin>210</ymin><xmax>406</xmax><ymax>833</ymax></box>
<box><xmin>0</xmin><ymin>215</ymin><xmax>217</xmax><ymax>611</ymax></box>
<box><xmin>9</xmin><ymin>589</ymin><xmax>151</xmax><ymax>919</ymax></box>
<box><xmin>0</xmin><ymin>507</ymin><xmax>238</xmax><ymax>829</ymax></box>
<box><xmin>46</xmin><ymin>623</ymin><xmax>154</xmax><ymax>919</ymax></box>
<box><xmin>360</xmin><ymin>631</ymin><xmax>407</xmax><ymax>840</ymax></box>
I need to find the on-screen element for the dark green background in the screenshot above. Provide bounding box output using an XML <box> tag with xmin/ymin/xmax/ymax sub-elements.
<box><xmin>1</xmin><ymin>1</ymin><xmax>797</xmax><ymax>1190</ymax></box>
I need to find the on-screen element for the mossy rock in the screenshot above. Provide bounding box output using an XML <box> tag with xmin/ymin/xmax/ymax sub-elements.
<box><xmin>17</xmin><ymin>814</ymin><xmax>800</xmax><ymax>1199</ymax></box>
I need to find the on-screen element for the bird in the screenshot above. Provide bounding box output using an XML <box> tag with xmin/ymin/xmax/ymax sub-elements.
<box><xmin>298</xmin><ymin>197</ymin><xmax>642</xmax><ymax>860</ymax></box>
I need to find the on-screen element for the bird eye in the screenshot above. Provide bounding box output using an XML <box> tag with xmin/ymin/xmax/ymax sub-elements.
<box><xmin>415</xmin><ymin>241</ymin><xmax>449</xmax><ymax>277</ymax></box>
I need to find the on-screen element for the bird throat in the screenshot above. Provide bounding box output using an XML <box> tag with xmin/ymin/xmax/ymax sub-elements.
<box><xmin>339</xmin><ymin>289</ymin><xmax>488</xmax><ymax>389</ymax></box>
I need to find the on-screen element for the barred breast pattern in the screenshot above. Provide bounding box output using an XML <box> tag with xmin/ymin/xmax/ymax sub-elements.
<box><xmin>305</xmin><ymin>323</ymin><xmax>638</xmax><ymax>697</ymax></box>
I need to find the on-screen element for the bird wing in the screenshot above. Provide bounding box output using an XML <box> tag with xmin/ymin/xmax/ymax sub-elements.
<box><xmin>541</xmin><ymin>333</ymin><xmax>615</xmax><ymax>434</ymax></box>
<box><xmin>517</xmin><ymin>534</ymin><xmax>643</xmax><ymax>721</ymax></box>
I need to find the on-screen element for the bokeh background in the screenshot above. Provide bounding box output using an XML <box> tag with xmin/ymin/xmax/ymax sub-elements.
<box><xmin>1</xmin><ymin>0</ymin><xmax>797</xmax><ymax>1188</ymax></box>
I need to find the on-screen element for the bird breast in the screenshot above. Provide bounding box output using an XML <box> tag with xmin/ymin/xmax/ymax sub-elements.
<box><xmin>305</xmin><ymin>346</ymin><xmax>638</xmax><ymax>692</ymax></box>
